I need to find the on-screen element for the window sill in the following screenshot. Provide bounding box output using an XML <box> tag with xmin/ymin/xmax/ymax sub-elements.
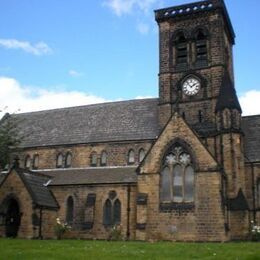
<box><xmin>160</xmin><ymin>202</ymin><xmax>195</xmax><ymax>212</ymax></box>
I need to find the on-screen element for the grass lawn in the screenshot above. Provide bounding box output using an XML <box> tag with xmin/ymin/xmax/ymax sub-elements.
<box><xmin>0</xmin><ymin>239</ymin><xmax>259</xmax><ymax>260</ymax></box>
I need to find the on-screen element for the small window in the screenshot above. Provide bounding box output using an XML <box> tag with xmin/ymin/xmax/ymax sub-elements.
<box><xmin>65</xmin><ymin>152</ymin><xmax>72</xmax><ymax>168</ymax></box>
<box><xmin>138</xmin><ymin>149</ymin><xmax>145</xmax><ymax>163</ymax></box>
<box><xmin>32</xmin><ymin>154</ymin><xmax>39</xmax><ymax>169</ymax></box>
<box><xmin>182</xmin><ymin>112</ymin><xmax>186</xmax><ymax>120</ymax></box>
<box><xmin>195</xmin><ymin>30</ymin><xmax>207</xmax><ymax>61</ymax></box>
<box><xmin>66</xmin><ymin>196</ymin><xmax>74</xmax><ymax>224</ymax></box>
<box><xmin>24</xmin><ymin>155</ymin><xmax>31</xmax><ymax>169</ymax></box>
<box><xmin>128</xmin><ymin>149</ymin><xmax>135</xmax><ymax>165</ymax></box>
<box><xmin>56</xmin><ymin>153</ymin><xmax>63</xmax><ymax>168</ymax></box>
<box><xmin>91</xmin><ymin>152</ymin><xmax>97</xmax><ymax>167</ymax></box>
<box><xmin>101</xmin><ymin>151</ymin><xmax>107</xmax><ymax>166</ymax></box>
<box><xmin>198</xmin><ymin>110</ymin><xmax>203</xmax><ymax>123</ymax></box>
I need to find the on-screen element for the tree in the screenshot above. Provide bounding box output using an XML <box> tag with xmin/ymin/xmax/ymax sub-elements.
<box><xmin>0</xmin><ymin>113</ymin><xmax>21</xmax><ymax>170</ymax></box>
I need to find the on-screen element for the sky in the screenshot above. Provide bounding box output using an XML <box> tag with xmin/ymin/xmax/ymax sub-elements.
<box><xmin>0</xmin><ymin>0</ymin><xmax>260</xmax><ymax>117</ymax></box>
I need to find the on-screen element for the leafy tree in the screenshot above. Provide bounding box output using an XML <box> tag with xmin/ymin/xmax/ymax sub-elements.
<box><xmin>0</xmin><ymin>113</ymin><xmax>21</xmax><ymax>170</ymax></box>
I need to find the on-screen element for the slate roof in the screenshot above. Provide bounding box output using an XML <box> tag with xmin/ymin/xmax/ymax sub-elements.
<box><xmin>16</xmin><ymin>169</ymin><xmax>59</xmax><ymax>209</ymax></box>
<box><xmin>38</xmin><ymin>167</ymin><xmax>137</xmax><ymax>186</ymax></box>
<box><xmin>215</xmin><ymin>73</ymin><xmax>242</xmax><ymax>113</ymax></box>
<box><xmin>11</xmin><ymin>98</ymin><xmax>159</xmax><ymax>148</ymax></box>
<box><xmin>0</xmin><ymin>168</ymin><xmax>59</xmax><ymax>209</ymax></box>
<box><xmin>0</xmin><ymin>172</ymin><xmax>7</xmax><ymax>186</ymax></box>
<box><xmin>242</xmin><ymin>115</ymin><xmax>260</xmax><ymax>162</ymax></box>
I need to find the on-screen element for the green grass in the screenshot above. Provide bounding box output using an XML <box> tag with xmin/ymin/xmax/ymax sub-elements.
<box><xmin>0</xmin><ymin>239</ymin><xmax>259</xmax><ymax>260</ymax></box>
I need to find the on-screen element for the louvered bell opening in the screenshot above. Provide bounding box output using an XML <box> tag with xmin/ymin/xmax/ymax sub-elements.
<box><xmin>196</xmin><ymin>40</ymin><xmax>207</xmax><ymax>60</ymax></box>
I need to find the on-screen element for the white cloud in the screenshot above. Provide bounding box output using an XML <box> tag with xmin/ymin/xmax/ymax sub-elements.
<box><xmin>239</xmin><ymin>90</ymin><xmax>260</xmax><ymax>116</ymax></box>
<box><xmin>103</xmin><ymin>0</ymin><xmax>158</xmax><ymax>16</ymax></box>
<box><xmin>69</xmin><ymin>70</ymin><xmax>83</xmax><ymax>78</ymax></box>
<box><xmin>137</xmin><ymin>22</ymin><xmax>150</xmax><ymax>34</ymax></box>
<box><xmin>0</xmin><ymin>77</ymin><xmax>108</xmax><ymax>118</ymax></box>
<box><xmin>0</xmin><ymin>39</ymin><xmax>52</xmax><ymax>56</ymax></box>
<box><xmin>135</xmin><ymin>95</ymin><xmax>154</xmax><ymax>99</ymax></box>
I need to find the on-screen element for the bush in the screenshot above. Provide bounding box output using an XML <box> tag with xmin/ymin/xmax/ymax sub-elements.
<box><xmin>108</xmin><ymin>224</ymin><xmax>123</xmax><ymax>241</ymax></box>
<box><xmin>251</xmin><ymin>221</ymin><xmax>260</xmax><ymax>241</ymax></box>
<box><xmin>54</xmin><ymin>218</ymin><xmax>71</xmax><ymax>240</ymax></box>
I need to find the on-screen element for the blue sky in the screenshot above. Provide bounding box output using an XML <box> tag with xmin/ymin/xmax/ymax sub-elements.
<box><xmin>0</xmin><ymin>0</ymin><xmax>259</xmax><ymax>116</ymax></box>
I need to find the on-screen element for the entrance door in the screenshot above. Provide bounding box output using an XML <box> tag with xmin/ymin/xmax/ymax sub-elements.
<box><xmin>5</xmin><ymin>199</ymin><xmax>21</xmax><ymax>238</ymax></box>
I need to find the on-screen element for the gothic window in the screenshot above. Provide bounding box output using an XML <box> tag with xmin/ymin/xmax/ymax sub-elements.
<box><xmin>24</xmin><ymin>155</ymin><xmax>31</xmax><ymax>169</ymax></box>
<box><xmin>113</xmin><ymin>199</ymin><xmax>121</xmax><ymax>224</ymax></box>
<box><xmin>101</xmin><ymin>151</ymin><xmax>107</xmax><ymax>166</ymax></box>
<box><xmin>103</xmin><ymin>196</ymin><xmax>121</xmax><ymax>226</ymax></box>
<box><xmin>65</xmin><ymin>152</ymin><xmax>72</xmax><ymax>168</ymax></box>
<box><xmin>195</xmin><ymin>29</ymin><xmax>207</xmax><ymax>61</ymax></box>
<box><xmin>90</xmin><ymin>152</ymin><xmax>97</xmax><ymax>167</ymax></box>
<box><xmin>56</xmin><ymin>153</ymin><xmax>63</xmax><ymax>168</ymax></box>
<box><xmin>160</xmin><ymin>144</ymin><xmax>195</xmax><ymax>203</ymax></box>
<box><xmin>138</xmin><ymin>148</ymin><xmax>145</xmax><ymax>163</ymax></box>
<box><xmin>103</xmin><ymin>199</ymin><xmax>112</xmax><ymax>226</ymax></box>
<box><xmin>66</xmin><ymin>196</ymin><xmax>74</xmax><ymax>224</ymax></box>
<box><xmin>32</xmin><ymin>154</ymin><xmax>39</xmax><ymax>169</ymax></box>
<box><xmin>128</xmin><ymin>149</ymin><xmax>135</xmax><ymax>165</ymax></box>
<box><xmin>176</xmin><ymin>33</ymin><xmax>188</xmax><ymax>65</ymax></box>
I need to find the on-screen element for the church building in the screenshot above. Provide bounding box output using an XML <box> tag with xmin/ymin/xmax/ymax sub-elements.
<box><xmin>0</xmin><ymin>0</ymin><xmax>260</xmax><ymax>241</ymax></box>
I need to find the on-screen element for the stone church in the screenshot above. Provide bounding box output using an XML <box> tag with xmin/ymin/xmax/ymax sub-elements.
<box><xmin>0</xmin><ymin>0</ymin><xmax>259</xmax><ymax>241</ymax></box>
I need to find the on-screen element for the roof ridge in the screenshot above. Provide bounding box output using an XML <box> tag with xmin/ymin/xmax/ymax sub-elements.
<box><xmin>13</xmin><ymin>98</ymin><xmax>158</xmax><ymax>116</ymax></box>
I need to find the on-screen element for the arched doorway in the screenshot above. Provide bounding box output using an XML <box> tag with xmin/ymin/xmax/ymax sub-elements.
<box><xmin>5</xmin><ymin>199</ymin><xmax>21</xmax><ymax>238</ymax></box>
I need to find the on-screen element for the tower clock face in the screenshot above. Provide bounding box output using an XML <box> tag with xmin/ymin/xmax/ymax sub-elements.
<box><xmin>182</xmin><ymin>77</ymin><xmax>201</xmax><ymax>96</ymax></box>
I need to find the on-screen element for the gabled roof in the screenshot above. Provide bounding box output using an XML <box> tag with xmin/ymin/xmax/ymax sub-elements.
<box><xmin>242</xmin><ymin>115</ymin><xmax>260</xmax><ymax>162</ymax></box>
<box><xmin>1</xmin><ymin>168</ymin><xmax>59</xmax><ymax>209</ymax></box>
<box><xmin>215</xmin><ymin>73</ymin><xmax>242</xmax><ymax>113</ymax></box>
<box><xmin>38</xmin><ymin>167</ymin><xmax>137</xmax><ymax>186</ymax></box>
<box><xmin>12</xmin><ymin>98</ymin><xmax>159</xmax><ymax>148</ymax></box>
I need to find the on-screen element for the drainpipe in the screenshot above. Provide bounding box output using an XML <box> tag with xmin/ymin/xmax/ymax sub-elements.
<box><xmin>245</xmin><ymin>156</ymin><xmax>256</xmax><ymax>223</ymax></box>
<box><xmin>126</xmin><ymin>185</ymin><xmax>131</xmax><ymax>240</ymax></box>
<box><xmin>39</xmin><ymin>207</ymin><xmax>43</xmax><ymax>240</ymax></box>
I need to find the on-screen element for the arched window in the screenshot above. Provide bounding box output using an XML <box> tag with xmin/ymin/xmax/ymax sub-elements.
<box><xmin>128</xmin><ymin>149</ymin><xmax>135</xmax><ymax>165</ymax></box>
<box><xmin>24</xmin><ymin>155</ymin><xmax>31</xmax><ymax>169</ymax></box>
<box><xmin>114</xmin><ymin>199</ymin><xmax>121</xmax><ymax>224</ymax></box>
<box><xmin>138</xmin><ymin>148</ymin><xmax>145</xmax><ymax>163</ymax></box>
<box><xmin>103</xmin><ymin>197</ymin><xmax>121</xmax><ymax>226</ymax></box>
<box><xmin>160</xmin><ymin>144</ymin><xmax>195</xmax><ymax>203</ymax></box>
<box><xmin>103</xmin><ymin>199</ymin><xmax>112</xmax><ymax>226</ymax></box>
<box><xmin>101</xmin><ymin>151</ymin><xmax>107</xmax><ymax>166</ymax></box>
<box><xmin>90</xmin><ymin>152</ymin><xmax>97</xmax><ymax>167</ymax></box>
<box><xmin>65</xmin><ymin>152</ymin><xmax>72</xmax><ymax>168</ymax></box>
<box><xmin>66</xmin><ymin>196</ymin><xmax>74</xmax><ymax>224</ymax></box>
<box><xmin>32</xmin><ymin>154</ymin><xmax>39</xmax><ymax>169</ymax></box>
<box><xmin>176</xmin><ymin>32</ymin><xmax>188</xmax><ymax>65</ymax></box>
<box><xmin>195</xmin><ymin>29</ymin><xmax>207</xmax><ymax>61</ymax></box>
<box><xmin>56</xmin><ymin>153</ymin><xmax>63</xmax><ymax>168</ymax></box>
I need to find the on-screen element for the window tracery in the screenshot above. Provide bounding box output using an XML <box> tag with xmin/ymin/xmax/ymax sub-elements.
<box><xmin>160</xmin><ymin>144</ymin><xmax>195</xmax><ymax>204</ymax></box>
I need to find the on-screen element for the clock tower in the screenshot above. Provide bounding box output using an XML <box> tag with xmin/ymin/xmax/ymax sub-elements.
<box><xmin>155</xmin><ymin>0</ymin><xmax>244</xmax><ymax>197</ymax></box>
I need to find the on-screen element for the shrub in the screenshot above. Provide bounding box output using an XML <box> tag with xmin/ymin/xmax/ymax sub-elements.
<box><xmin>251</xmin><ymin>221</ymin><xmax>260</xmax><ymax>241</ymax></box>
<box><xmin>108</xmin><ymin>224</ymin><xmax>123</xmax><ymax>241</ymax></box>
<box><xmin>54</xmin><ymin>218</ymin><xmax>71</xmax><ymax>240</ymax></box>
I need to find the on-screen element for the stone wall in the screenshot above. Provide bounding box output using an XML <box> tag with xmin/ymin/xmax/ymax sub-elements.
<box><xmin>16</xmin><ymin>141</ymin><xmax>152</xmax><ymax>170</ymax></box>
<box><xmin>50</xmin><ymin>184</ymin><xmax>137</xmax><ymax>240</ymax></box>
